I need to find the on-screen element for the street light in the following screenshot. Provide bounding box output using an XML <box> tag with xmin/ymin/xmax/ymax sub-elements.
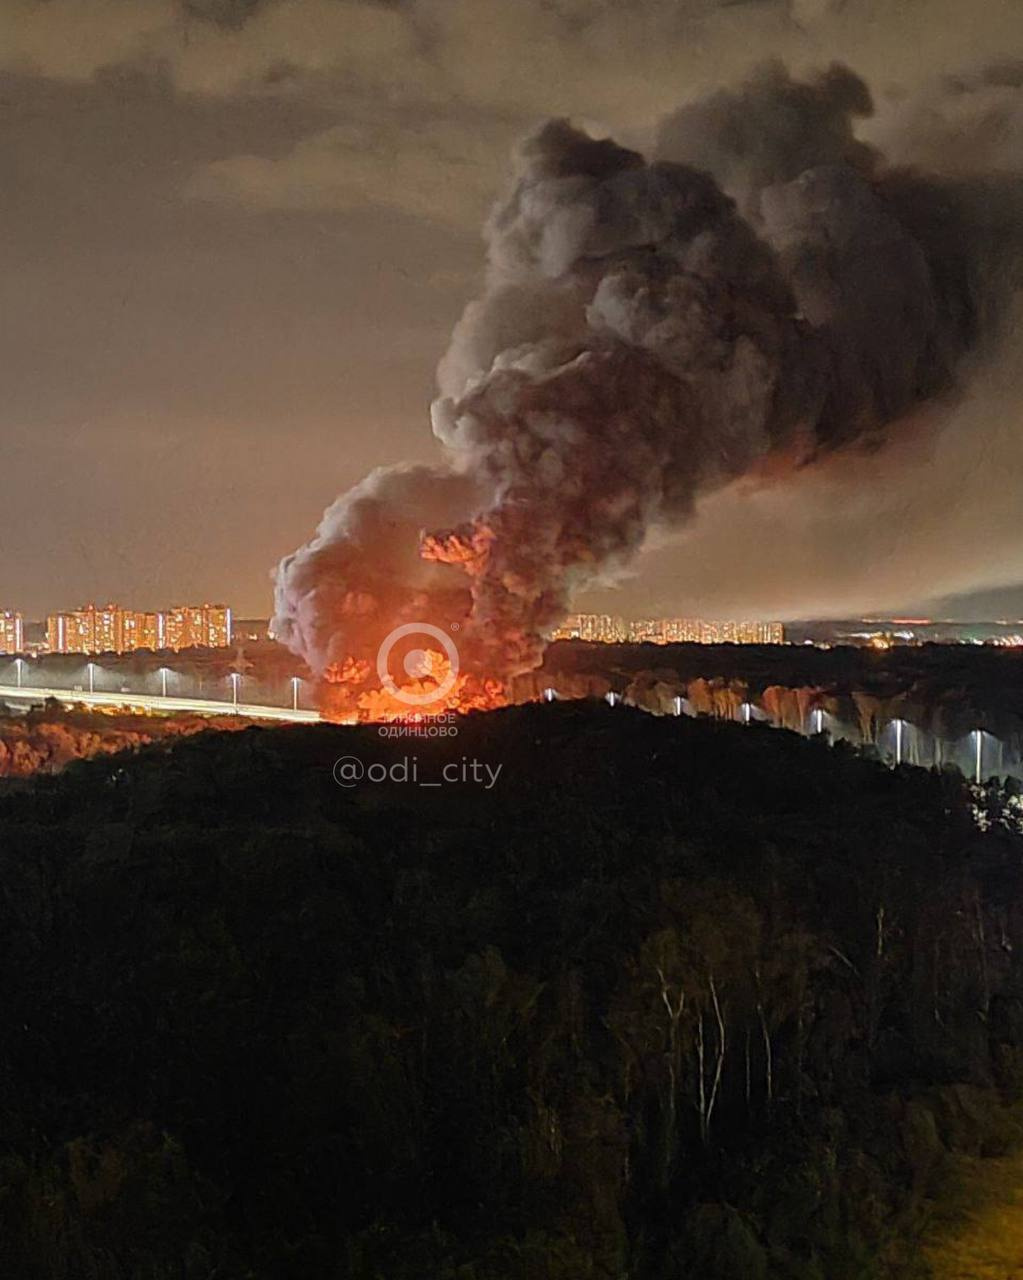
<box><xmin>86</xmin><ymin>662</ymin><xmax>96</xmax><ymax>695</ymax></box>
<box><xmin>893</xmin><ymin>718</ymin><xmax>904</xmax><ymax>766</ymax></box>
<box><xmin>291</xmin><ymin>675</ymin><xmax>301</xmax><ymax>712</ymax></box>
<box><xmin>230</xmin><ymin>672</ymin><xmax>241</xmax><ymax>708</ymax></box>
<box><xmin>158</xmin><ymin>667</ymin><xmax>170</xmax><ymax>698</ymax></box>
<box><xmin>974</xmin><ymin>728</ymin><xmax>983</xmax><ymax>785</ymax></box>
<box><xmin>14</xmin><ymin>657</ymin><xmax>25</xmax><ymax>690</ymax></box>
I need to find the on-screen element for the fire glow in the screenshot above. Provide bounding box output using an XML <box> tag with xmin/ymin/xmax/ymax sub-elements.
<box><xmin>322</xmin><ymin>646</ymin><xmax>506</xmax><ymax>723</ymax></box>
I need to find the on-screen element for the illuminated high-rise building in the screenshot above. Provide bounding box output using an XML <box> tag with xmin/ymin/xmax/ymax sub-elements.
<box><xmin>46</xmin><ymin>612</ymin><xmax>65</xmax><ymax>654</ymax></box>
<box><xmin>165</xmin><ymin>604</ymin><xmax>232</xmax><ymax>651</ymax></box>
<box><xmin>47</xmin><ymin>605</ymin><xmax>98</xmax><ymax>655</ymax></box>
<box><xmin>142</xmin><ymin>611</ymin><xmax>166</xmax><ymax>651</ymax></box>
<box><xmin>46</xmin><ymin>603</ymin><xmax>122</xmax><ymax>654</ymax></box>
<box><xmin>94</xmin><ymin>603</ymin><xmax>123</xmax><ymax>654</ymax></box>
<box><xmin>550</xmin><ymin>614</ymin><xmax>784</xmax><ymax>646</ymax></box>
<box><xmin>629</xmin><ymin>618</ymin><xmax>665</xmax><ymax>643</ymax></box>
<box><xmin>575</xmin><ymin>614</ymin><xmax>628</xmax><ymax>643</ymax></box>
<box><xmin>201</xmin><ymin>604</ymin><xmax>232</xmax><ymax>648</ymax></box>
<box><xmin>46</xmin><ymin>601</ymin><xmax>231</xmax><ymax>654</ymax></box>
<box><xmin>121</xmin><ymin>610</ymin><xmax>167</xmax><ymax>653</ymax></box>
<box><xmin>658</xmin><ymin>618</ymin><xmax>785</xmax><ymax>644</ymax></box>
<box><xmin>662</xmin><ymin>618</ymin><xmax>702</xmax><ymax>643</ymax></box>
<box><xmin>165</xmin><ymin>605</ymin><xmax>203</xmax><ymax>651</ymax></box>
<box><xmin>0</xmin><ymin>610</ymin><xmax>24</xmax><ymax>655</ymax></box>
<box><xmin>549</xmin><ymin>614</ymin><xmax>582</xmax><ymax>641</ymax></box>
<box><xmin>691</xmin><ymin>620</ymin><xmax>785</xmax><ymax>644</ymax></box>
<box><xmin>121</xmin><ymin>610</ymin><xmax>142</xmax><ymax>653</ymax></box>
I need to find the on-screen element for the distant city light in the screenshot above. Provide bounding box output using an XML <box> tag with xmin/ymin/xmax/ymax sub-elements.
<box><xmin>0</xmin><ymin>611</ymin><xmax>24</xmax><ymax>655</ymax></box>
<box><xmin>43</xmin><ymin>602</ymin><xmax>232</xmax><ymax>656</ymax></box>
<box><xmin>550</xmin><ymin>614</ymin><xmax>784</xmax><ymax>644</ymax></box>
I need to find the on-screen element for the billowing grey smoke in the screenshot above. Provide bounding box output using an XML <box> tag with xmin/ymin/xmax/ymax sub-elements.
<box><xmin>272</xmin><ymin>463</ymin><xmax>481</xmax><ymax>675</ymax></box>
<box><xmin>273</xmin><ymin>61</ymin><xmax>1020</xmax><ymax>704</ymax></box>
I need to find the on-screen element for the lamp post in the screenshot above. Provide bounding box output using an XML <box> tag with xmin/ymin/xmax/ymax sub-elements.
<box><xmin>14</xmin><ymin>657</ymin><xmax>24</xmax><ymax>690</ymax></box>
<box><xmin>230</xmin><ymin>672</ymin><xmax>241</xmax><ymax>709</ymax></box>
<box><xmin>894</xmin><ymin>718</ymin><xmax>904</xmax><ymax>766</ymax></box>
<box><xmin>291</xmin><ymin>676</ymin><xmax>301</xmax><ymax>712</ymax></box>
<box><xmin>159</xmin><ymin>667</ymin><xmax>169</xmax><ymax>698</ymax></box>
<box><xmin>86</xmin><ymin>662</ymin><xmax>96</xmax><ymax>695</ymax></box>
<box><xmin>974</xmin><ymin>729</ymin><xmax>983</xmax><ymax>785</ymax></box>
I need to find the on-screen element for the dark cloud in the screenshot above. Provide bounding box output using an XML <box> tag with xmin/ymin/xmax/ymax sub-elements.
<box><xmin>656</xmin><ymin>61</ymin><xmax>877</xmax><ymax>211</ymax></box>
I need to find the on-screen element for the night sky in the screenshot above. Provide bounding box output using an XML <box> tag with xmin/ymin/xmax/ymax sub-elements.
<box><xmin>3</xmin><ymin>0</ymin><xmax>1022</xmax><ymax>622</ymax></box>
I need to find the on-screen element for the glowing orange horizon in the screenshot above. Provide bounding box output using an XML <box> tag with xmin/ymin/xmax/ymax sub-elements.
<box><xmin>319</xmin><ymin>650</ymin><xmax>506</xmax><ymax>723</ymax></box>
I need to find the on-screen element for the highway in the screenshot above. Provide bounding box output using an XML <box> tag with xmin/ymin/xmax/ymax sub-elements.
<box><xmin>0</xmin><ymin>684</ymin><xmax>321</xmax><ymax>723</ymax></box>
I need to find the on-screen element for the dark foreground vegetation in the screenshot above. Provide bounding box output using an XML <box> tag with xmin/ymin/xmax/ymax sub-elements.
<box><xmin>0</xmin><ymin>699</ymin><xmax>231</xmax><ymax>778</ymax></box>
<box><xmin>537</xmin><ymin>639</ymin><xmax>1023</xmax><ymax>713</ymax></box>
<box><xmin>1</xmin><ymin>702</ymin><xmax>1022</xmax><ymax>1277</ymax></box>
<box><xmin>520</xmin><ymin>640</ymin><xmax>1023</xmax><ymax>733</ymax></box>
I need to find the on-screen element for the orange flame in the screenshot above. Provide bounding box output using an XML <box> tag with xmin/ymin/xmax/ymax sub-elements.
<box><xmin>317</xmin><ymin>519</ymin><xmax>507</xmax><ymax>722</ymax></box>
<box><xmin>320</xmin><ymin>649</ymin><xmax>505</xmax><ymax>722</ymax></box>
<box><xmin>419</xmin><ymin>523</ymin><xmax>494</xmax><ymax>576</ymax></box>
<box><xmin>323</xmin><ymin>655</ymin><xmax>373</xmax><ymax>687</ymax></box>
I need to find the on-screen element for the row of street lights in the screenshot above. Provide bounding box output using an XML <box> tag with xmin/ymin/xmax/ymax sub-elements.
<box><xmin>4</xmin><ymin>664</ymin><xmax>1011</xmax><ymax>779</ymax></box>
<box><xmin>663</xmin><ymin>694</ymin><xmax>1003</xmax><ymax>785</ymax></box>
<box><xmin>4</xmin><ymin>659</ymin><xmax>306</xmax><ymax>713</ymax></box>
<box><xmin>810</xmin><ymin>711</ymin><xmax>992</xmax><ymax>784</ymax></box>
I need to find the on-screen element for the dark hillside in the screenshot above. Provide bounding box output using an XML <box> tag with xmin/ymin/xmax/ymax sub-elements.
<box><xmin>0</xmin><ymin>703</ymin><xmax>1021</xmax><ymax>1278</ymax></box>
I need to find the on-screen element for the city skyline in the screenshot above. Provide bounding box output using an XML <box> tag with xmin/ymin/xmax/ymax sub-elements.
<box><xmin>551</xmin><ymin>614</ymin><xmax>786</xmax><ymax>646</ymax></box>
<box><xmin>27</xmin><ymin>601</ymin><xmax>233</xmax><ymax>656</ymax></box>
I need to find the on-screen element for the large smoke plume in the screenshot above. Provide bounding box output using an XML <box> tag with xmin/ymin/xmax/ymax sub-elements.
<box><xmin>273</xmin><ymin>61</ymin><xmax>1021</xmax><ymax>705</ymax></box>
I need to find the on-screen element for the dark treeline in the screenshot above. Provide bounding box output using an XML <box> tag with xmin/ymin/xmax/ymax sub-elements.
<box><xmin>529</xmin><ymin>640</ymin><xmax>1023</xmax><ymax>718</ymax></box>
<box><xmin>0</xmin><ymin>702</ymin><xmax>1022</xmax><ymax>1277</ymax></box>
<box><xmin>516</xmin><ymin>641</ymin><xmax>1023</xmax><ymax>762</ymax></box>
<box><xmin>0</xmin><ymin>699</ymin><xmax>233</xmax><ymax>778</ymax></box>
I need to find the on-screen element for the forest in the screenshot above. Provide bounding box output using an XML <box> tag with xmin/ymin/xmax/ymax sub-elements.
<box><xmin>0</xmin><ymin>700</ymin><xmax>1022</xmax><ymax>1277</ymax></box>
<box><xmin>515</xmin><ymin>642</ymin><xmax>1023</xmax><ymax>775</ymax></box>
<box><xmin>0</xmin><ymin>699</ymin><xmax>232</xmax><ymax>778</ymax></box>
